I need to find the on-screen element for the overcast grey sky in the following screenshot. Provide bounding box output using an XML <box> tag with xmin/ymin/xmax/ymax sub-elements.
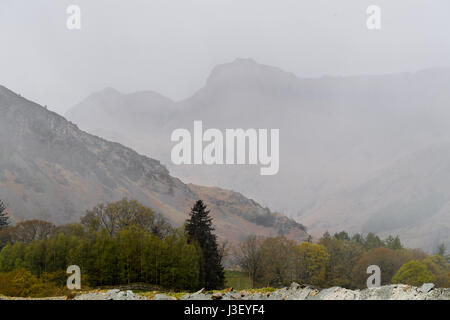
<box><xmin>1</xmin><ymin>0</ymin><xmax>449</xmax><ymax>114</ymax></box>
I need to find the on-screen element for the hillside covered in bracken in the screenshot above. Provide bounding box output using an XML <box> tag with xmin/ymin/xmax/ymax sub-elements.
<box><xmin>0</xmin><ymin>85</ymin><xmax>307</xmax><ymax>244</ymax></box>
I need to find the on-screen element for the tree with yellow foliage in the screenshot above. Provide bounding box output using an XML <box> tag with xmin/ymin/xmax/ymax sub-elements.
<box><xmin>296</xmin><ymin>242</ymin><xmax>329</xmax><ymax>287</ymax></box>
<box><xmin>392</xmin><ymin>260</ymin><xmax>435</xmax><ymax>287</ymax></box>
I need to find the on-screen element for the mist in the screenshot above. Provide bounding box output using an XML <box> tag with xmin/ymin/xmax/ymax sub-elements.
<box><xmin>0</xmin><ymin>0</ymin><xmax>450</xmax><ymax>114</ymax></box>
<box><xmin>1</xmin><ymin>0</ymin><xmax>450</xmax><ymax>250</ymax></box>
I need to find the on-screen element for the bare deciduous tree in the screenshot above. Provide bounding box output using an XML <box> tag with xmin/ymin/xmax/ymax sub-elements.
<box><xmin>235</xmin><ymin>235</ymin><xmax>264</xmax><ymax>288</ymax></box>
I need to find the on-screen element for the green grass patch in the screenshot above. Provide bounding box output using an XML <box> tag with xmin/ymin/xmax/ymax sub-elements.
<box><xmin>224</xmin><ymin>270</ymin><xmax>252</xmax><ymax>290</ymax></box>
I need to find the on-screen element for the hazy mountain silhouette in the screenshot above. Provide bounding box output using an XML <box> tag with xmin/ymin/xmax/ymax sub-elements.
<box><xmin>66</xmin><ymin>58</ymin><xmax>450</xmax><ymax>250</ymax></box>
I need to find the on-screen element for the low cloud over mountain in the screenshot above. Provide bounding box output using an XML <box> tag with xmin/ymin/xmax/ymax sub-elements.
<box><xmin>66</xmin><ymin>59</ymin><xmax>450</xmax><ymax>250</ymax></box>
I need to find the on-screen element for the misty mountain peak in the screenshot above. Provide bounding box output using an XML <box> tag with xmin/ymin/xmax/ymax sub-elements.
<box><xmin>101</xmin><ymin>86</ymin><xmax>122</xmax><ymax>94</ymax></box>
<box><xmin>206</xmin><ymin>58</ymin><xmax>298</xmax><ymax>89</ymax></box>
<box><xmin>92</xmin><ymin>87</ymin><xmax>123</xmax><ymax>99</ymax></box>
<box><xmin>74</xmin><ymin>87</ymin><xmax>174</xmax><ymax>107</ymax></box>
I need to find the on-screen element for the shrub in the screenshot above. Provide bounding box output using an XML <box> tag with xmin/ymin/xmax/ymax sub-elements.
<box><xmin>392</xmin><ymin>260</ymin><xmax>435</xmax><ymax>287</ymax></box>
<box><xmin>0</xmin><ymin>268</ymin><xmax>65</xmax><ymax>297</ymax></box>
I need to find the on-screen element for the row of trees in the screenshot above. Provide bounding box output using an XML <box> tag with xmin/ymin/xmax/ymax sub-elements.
<box><xmin>0</xmin><ymin>198</ymin><xmax>225</xmax><ymax>294</ymax></box>
<box><xmin>2</xmin><ymin>196</ymin><xmax>449</xmax><ymax>294</ymax></box>
<box><xmin>235</xmin><ymin>232</ymin><xmax>450</xmax><ymax>289</ymax></box>
<box><xmin>0</xmin><ymin>226</ymin><xmax>202</xmax><ymax>290</ymax></box>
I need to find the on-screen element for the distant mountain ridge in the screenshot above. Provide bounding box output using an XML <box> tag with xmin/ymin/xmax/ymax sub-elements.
<box><xmin>0</xmin><ymin>84</ymin><xmax>308</xmax><ymax>243</ymax></box>
<box><xmin>65</xmin><ymin>58</ymin><xmax>450</xmax><ymax>251</ymax></box>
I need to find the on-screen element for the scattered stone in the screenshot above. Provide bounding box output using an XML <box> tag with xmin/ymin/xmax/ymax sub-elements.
<box><xmin>212</xmin><ymin>292</ymin><xmax>223</xmax><ymax>300</ymax></box>
<box><xmin>313</xmin><ymin>287</ymin><xmax>358</xmax><ymax>300</ymax></box>
<box><xmin>390</xmin><ymin>285</ymin><xmax>422</xmax><ymax>300</ymax></box>
<box><xmin>153</xmin><ymin>294</ymin><xmax>177</xmax><ymax>300</ymax></box>
<box><xmin>195</xmin><ymin>288</ymin><xmax>206</xmax><ymax>294</ymax></box>
<box><xmin>182</xmin><ymin>288</ymin><xmax>212</xmax><ymax>300</ymax></box>
<box><xmin>425</xmin><ymin>288</ymin><xmax>450</xmax><ymax>300</ymax></box>
<box><xmin>222</xmin><ymin>292</ymin><xmax>241</xmax><ymax>300</ymax></box>
<box><xmin>106</xmin><ymin>289</ymin><xmax>120</xmax><ymax>295</ymax></box>
<box><xmin>359</xmin><ymin>285</ymin><xmax>394</xmax><ymax>300</ymax></box>
<box><xmin>74</xmin><ymin>290</ymin><xmax>144</xmax><ymax>300</ymax></box>
<box><xmin>288</xmin><ymin>287</ymin><xmax>314</xmax><ymax>300</ymax></box>
<box><xmin>420</xmin><ymin>283</ymin><xmax>435</xmax><ymax>294</ymax></box>
<box><xmin>289</xmin><ymin>282</ymin><xmax>300</xmax><ymax>290</ymax></box>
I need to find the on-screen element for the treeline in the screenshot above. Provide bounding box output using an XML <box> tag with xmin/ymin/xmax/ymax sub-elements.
<box><xmin>0</xmin><ymin>226</ymin><xmax>201</xmax><ymax>290</ymax></box>
<box><xmin>0</xmin><ymin>199</ymin><xmax>225</xmax><ymax>296</ymax></box>
<box><xmin>235</xmin><ymin>231</ymin><xmax>450</xmax><ymax>289</ymax></box>
<box><xmin>1</xmin><ymin>196</ymin><xmax>450</xmax><ymax>297</ymax></box>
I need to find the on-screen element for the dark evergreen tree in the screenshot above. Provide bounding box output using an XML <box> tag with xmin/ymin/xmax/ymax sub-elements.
<box><xmin>385</xmin><ymin>235</ymin><xmax>403</xmax><ymax>250</ymax></box>
<box><xmin>436</xmin><ymin>243</ymin><xmax>446</xmax><ymax>257</ymax></box>
<box><xmin>351</xmin><ymin>233</ymin><xmax>365</xmax><ymax>245</ymax></box>
<box><xmin>0</xmin><ymin>200</ymin><xmax>10</xmax><ymax>230</ymax></box>
<box><xmin>364</xmin><ymin>232</ymin><xmax>384</xmax><ymax>251</ymax></box>
<box><xmin>321</xmin><ymin>231</ymin><xmax>331</xmax><ymax>240</ymax></box>
<box><xmin>185</xmin><ymin>200</ymin><xmax>225</xmax><ymax>290</ymax></box>
<box><xmin>333</xmin><ymin>231</ymin><xmax>350</xmax><ymax>241</ymax></box>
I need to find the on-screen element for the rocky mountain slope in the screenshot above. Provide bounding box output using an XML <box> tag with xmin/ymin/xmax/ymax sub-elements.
<box><xmin>303</xmin><ymin>143</ymin><xmax>450</xmax><ymax>251</ymax></box>
<box><xmin>0</xmin><ymin>85</ymin><xmax>307</xmax><ymax>243</ymax></box>
<box><xmin>66</xmin><ymin>59</ymin><xmax>450</xmax><ymax>250</ymax></box>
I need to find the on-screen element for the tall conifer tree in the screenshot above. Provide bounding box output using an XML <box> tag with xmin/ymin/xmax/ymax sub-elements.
<box><xmin>185</xmin><ymin>200</ymin><xmax>224</xmax><ymax>290</ymax></box>
<box><xmin>0</xmin><ymin>200</ymin><xmax>9</xmax><ymax>230</ymax></box>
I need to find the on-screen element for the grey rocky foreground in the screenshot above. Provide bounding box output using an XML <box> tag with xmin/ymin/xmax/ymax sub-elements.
<box><xmin>76</xmin><ymin>283</ymin><xmax>449</xmax><ymax>300</ymax></box>
<box><xmin>74</xmin><ymin>289</ymin><xmax>145</xmax><ymax>300</ymax></box>
<box><xmin>177</xmin><ymin>283</ymin><xmax>449</xmax><ymax>300</ymax></box>
<box><xmin>2</xmin><ymin>283</ymin><xmax>448</xmax><ymax>300</ymax></box>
